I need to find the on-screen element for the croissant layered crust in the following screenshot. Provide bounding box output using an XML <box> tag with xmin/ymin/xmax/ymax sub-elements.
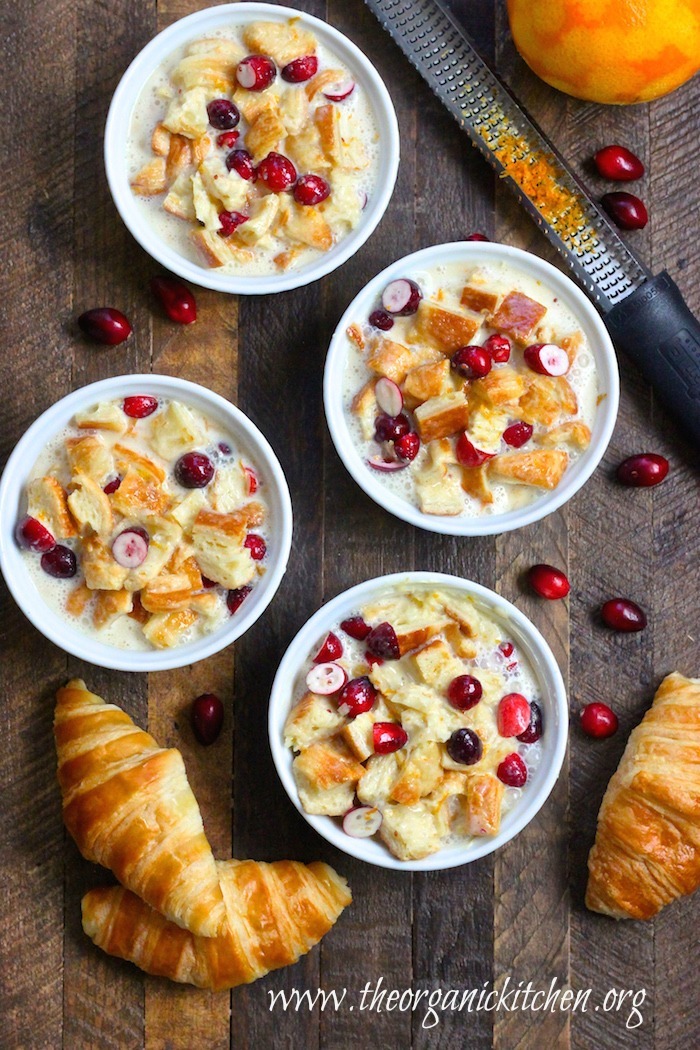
<box><xmin>81</xmin><ymin>859</ymin><xmax>351</xmax><ymax>990</ymax></box>
<box><xmin>55</xmin><ymin>679</ymin><xmax>226</xmax><ymax>937</ymax></box>
<box><xmin>586</xmin><ymin>672</ymin><xmax>700</xmax><ymax>920</ymax></box>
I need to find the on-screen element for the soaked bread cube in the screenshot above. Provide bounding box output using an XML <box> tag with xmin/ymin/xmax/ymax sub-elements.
<box><xmin>110</xmin><ymin>467</ymin><xmax>170</xmax><ymax>519</ymax></box>
<box><xmin>82</xmin><ymin>534</ymin><xmax>129</xmax><ymax>591</ymax></box>
<box><xmin>142</xmin><ymin>608</ymin><xmax>198</xmax><ymax>649</ymax></box>
<box><xmin>242</xmin><ymin>20</ymin><xmax>316</xmax><ymax>66</ymax></box>
<box><xmin>351</xmin><ymin>379</ymin><xmax>379</xmax><ymax>442</ymax></box>
<box><xmin>489</xmin><ymin>449</ymin><xmax>568</xmax><ymax>489</ymax></box>
<box><xmin>278</xmin><ymin>88</ymin><xmax>308</xmax><ymax>136</ymax></box>
<box><xmin>27</xmin><ymin>476</ymin><xmax>77</xmax><ymax>540</ymax></box>
<box><xmin>415</xmin><ymin>390</ymin><xmax>470</xmax><ymax>443</ymax></box>
<box><xmin>414</xmin><ymin>439</ymin><xmax>464</xmax><ymax>516</ymax></box>
<box><xmin>460</xmin><ymin>285</ymin><xmax>499</xmax><ymax>315</ymax></box>
<box><xmin>208</xmin><ymin>462</ymin><xmax>248</xmax><ymax>514</ymax></box>
<box><xmin>113</xmin><ymin>444</ymin><xmax>165</xmax><ymax>484</ymax></box>
<box><xmin>93</xmin><ymin>589</ymin><xmax>133</xmax><ymax>630</ymax></box>
<box><xmin>198</xmin><ymin>155</ymin><xmax>250</xmax><ymax>212</ymax></box>
<box><xmin>150</xmin><ymin>401</ymin><xmax>206</xmax><ymax>459</ymax></box>
<box><xmin>131</xmin><ymin>158</ymin><xmax>167</xmax><ymax>196</ymax></box>
<box><xmin>412</xmin><ymin>638</ymin><xmax>466</xmax><ymax>692</ymax></box>
<box><xmin>390</xmin><ymin>742</ymin><xmax>443</xmax><ymax>806</ymax></box>
<box><xmin>465</xmin><ymin>403</ymin><xmax>509</xmax><ymax>452</ymax></box>
<box><xmin>74</xmin><ymin>402</ymin><xmax>127</xmax><ymax>433</ymax></box>
<box><xmin>305</xmin><ymin>68</ymin><xmax>346</xmax><ymax>100</ymax></box>
<box><xmin>367</xmin><ymin>338</ymin><xmax>437</xmax><ymax>385</ymax></box>
<box><xmin>402</xmin><ymin>359</ymin><xmax>452</xmax><ymax>405</ymax></box>
<box><xmin>293</xmin><ymin>738</ymin><xmax>364</xmax><ymax>816</ymax></box>
<box><xmin>236</xmin><ymin>195</ymin><xmax>280</xmax><ymax>246</ymax></box>
<box><xmin>191</xmin><ymin>171</ymin><xmax>223</xmax><ymax>229</ymax></box>
<box><xmin>165</xmin><ymin>133</ymin><xmax>193</xmax><ymax>183</ymax></box>
<box><xmin>356</xmin><ymin>752</ymin><xmax>404</xmax><ymax>809</ymax></box>
<box><xmin>277</xmin><ymin>199</ymin><xmax>333</xmax><ymax>251</ymax></box>
<box><xmin>315</xmin><ymin>104</ymin><xmax>367</xmax><ymax>170</ymax></box>
<box><xmin>286</xmin><ymin>122</ymin><xmax>329</xmax><ymax>173</ymax></box>
<box><xmin>539</xmin><ymin>421</ymin><xmax>591</xmax><ymax>450</ymax></box>
<box><xmin>460</xmin><ymin>462</ymin><xmax>493</xmax><ymax>506</ymax></box>
<box><xmin>162</xmin><ymin>86</ymin><xmax>209</xmax><ymax>139</ymax></box>
<box><xmin>191</xmin><ymin>508</ymin><xmax>258</xmax><ymax>589</ymax></box>
<box><xmin>163</xmin><ymin>172</ymin><xmax>196</xmax><ymax>221</ymax></box>
<box><xmin>339</xmin><ymin>697</ymin><xmax>396</xmax><ymax>762</ymax></box>
<box><xmin>409</xmin><ymin>301</ymin><xmax>480</xmax><ymax>353</ymax></box>
<box><xmin>490</xmin><ymin>290</ymin><xmax>547</xmax><ymax>344</ymax></box>
<box><xmin>463</xmin><ymin>773</ymin><xmax>504</xmax><ymax>836</ymax></box>
<box><xmin>379</xmin><ymin>801</ymin><xmax>443</xmax><ymax>861</ymax></box>
<box><xmin>472</xmin><ymin>366</ymin><xmax>526</xmax><ymax>407</ymax></box>
<box><xmin>363</xmin><ymin>591</ymin><xmax>452</xmax><ymax>655</ymax></box>
<box><xmin>518</xmin><ymin>375</ymin><xmax>577</xmax><ymax>427</ymax></box>
<box><xmin>284</xmin><ymin>692</ymin><xmax>347</xmax><ymax>752</ymax></box>
<box><xmin>125</xmin><ymin>517</ymin><xmax>183</xmax><ymax>592</ymax></box>
<box><xmin>67</xmin><ymin>475</ymin><xmax>113</xmax><ymax>537</ymax></box>
<box><xmin>171</xmin><ymin>52</ymin><xmax>239</xmax><ymax>94</ymax></box>
<box><xmin>65</xmin><ymin>435</ymin><xmax>113</xmax><ymax>483</ymax></box>
<box><xmin>245</xmin><ymin>107</ymin><xmax>287</xmax><ymax>164</ymax></box>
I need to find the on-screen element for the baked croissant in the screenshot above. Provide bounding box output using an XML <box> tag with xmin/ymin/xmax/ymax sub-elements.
<box><xmin>586</xmin><ymin>672</ymin><xmax>700</xmax><ymax>920</ymax></box>
<box><xmin>55</xmin><ymin>679</ymin><xmax>226</xmax><ymax>938</ymax></box>
<box><xmin>81</xmin><ymin>859</ymin><xmax>352</xmax><ymax>990</ymax></box>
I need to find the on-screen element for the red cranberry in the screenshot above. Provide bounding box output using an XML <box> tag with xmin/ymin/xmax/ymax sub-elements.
<box><xmin>465</xmin><ymin>232</ymin><xmax>489</xmax><ymax>241</ymax></box>
<box><xmin>497</xmin><ymin>693</ymin><xmax>531</xmax><ymax>737</ymax></box>
<box><xmin>517</xmin><ymin>701</ymin><xmax>543</xmax><ymax>744</ymax></box>
<box><xmin>281</xmin><ymin>54</ymin><xmax>318</xmax><ymax>82</ymax></box>
<box><xmin>293</xmin><ymin>174</ymin><xmax>330</xmax><ymax>206</ymax></box>
<box><xmin>218</xmin><ymin>442</ymin><xmax>232</xmax><ymax>456</ymax></box>
<box><xmin>600</xmin><ymin>598</ymin><xmax>647</xmax><ymax>632</ymax></box>
<box><xmin>499</xmin><ymin>641</ymin><xmax>514</xmax><ymax>658</ymax></box>
<box><xmin>523</xmin><ymin>343</ymin><xmax>569</xmax><ymax>376</ymax></box>
<box><xmin>202</xmin><ymin>576</ymin><xmax>217</xmax><ymax>589</ymax></box>
<box><xmin>338</xmin><ymin>676</ymin><xmax>377</xmax><ymax>717</ymax></box>
<box><xmin>580</xmin><ymin>702</ymin><xmax>618</xmax><ymax>738</ymax></box>
<box><xmin>256</xmin><ymin>152</ymin><xmax>297</xmax><ymax>192</ymax></box>
<box><xmin>365</xmin><ymin>651</ymin><xmax>383</xmax><ymax>668</ymax></box>
<box><xmin>226</xmin><ymin>149</ymin><xmax>256</xmax><ymax>180</ymax></box>
<box><xmin>218</xmin><ymin>210</ymin><xmax>249</xmax><ymax>237</ymax></box>
<box><xmin>381</xmin><ymin>278</ymin><xmax>422</xmax><ymax>316</ymax></box>
<box><xmin>103</xmin><ymin>476</ymin><xmax>121</xmax><ymax>495</ymax></box>
<box><xmin>237</xmin><ymin>54</ymin><xmax>276</xmax><ymax>91</ymax></box>
<box><xmin>528</xmin><ymin>563</ymin><xmax>570</xmax><ymax>600</ymax></box>
<box><xmin>369</xmin><ymin>309</ymin><xmax>394</xmax><ymax>331</ymax></box>
<box><xmin>217</xmin><ymin>130</ymin><xmax>240</xmax><ymax>149</ymax></box>
<box><xmin>175</xmin><ymin>452</ymin><xmax>215</xmax><ymax>488</ymax></box>
<box><xmin>497</xmin><ymin>752</ymin><xmax>528</xmax><ymax>787</ymax></box>
<box><xmin>78</xmin><ymin>307</ymin><xmax>131</xmax><ymax>345</ymax></box>
<box><xmin>340</xmin><ymin>616</ymin><xmax>371</xmax><ymax>641</ymax></box>
<box><xmin>366</xmin><ymin>622</ymin><xmax>400</xmax><ymax>660</ymax></box>
<box><xmin>41</xmin><ymin>544</ymin><xmax>77</xmax><ymax>578</ymax></box>
<box><xmin>456</xmin><ymin>433</ymin><xmax>494</xmax><ymax>468</ymax></box>
<box><xmin>451</xmin><ymin>344</ymin><xmax>492</xmax><ymax>379</ymax></box>
<box><xmin>206</xmin><ymin>99</ymin><xmax>240</xmax><ymax>130</ymax></box>
<box><xmin>594</xmin><ymin>145</ymin><xmax>644</xmax><ymax>181</ymax></box>
<box><xmin>394</xmin><ymin>432</ymin><xmax>420</xmax><ymax>462</ymax></box>
<box><xmin>484</xmin><ymin>333</ymin><xmax>511</xmax><ymax>362</ymax></box>
<box><xmin>447</xmin><ymin>674</ymin><xmax>483</xmax><ymax>710</ymax></box>
<box><xmin>602</xmin><ymin>191</ymin><xmax>648</xmax><ymax>230</ymax></box>
<box><xmin>503</xmin><ymin>421</ymin><xmax>533</xmax><ymax>448</ymax></box>
<box><xmin>16</xmin><ymin>516</ymin><xmax>56</xmax><ymax>552</ymax></box>
<box><xmin>150</xmin><ymin>276</ymin><xmax>197</xmax><ymax>325</ymax></box>
<box><xmin>374</xmin><ymin>412</ymin><xmax>410</xmax><ymax>442</ymax></box>
<box><xmin>616</xmin><ymin>453</ymin><xmax>669</xmax><ymax>487</ymax></box>
<box><xmin>227</xmin><ymin>585</ymin><xmax>252</xmax><ymax>614</ymax></box>
<box><xmin>244</xmin><ymin>534</ymin><xmax>266</xmax><ymax>561</ymax></box>
<box><xmin>446</xmin><ymin>728</ymin><xmax>482</xmax><ymax>765</ymax></box>
<box><xmin>112</xmin><ymin>528</ymin><xmax>149</xmax><ymax>568</ymax></box>
<box><xmin>191</xmin><ymin>693</ymin><xmax>224</xmax><ymax>745</ymax></box>
<box><xmin>373</xmin><ymin>722</ymin><xmax>408</xmax><ymax>754</ymax></box>
<box><xmin>243</xmin><ymin>466</ymin><xmax>258</xmax><ymax>494</ymax></box>
<box><xmin>313</xmin><ymin>631</ymin><xmax>343</xmax><ymax>664</ymax></box>
<box><xmin>123</xmin><ymin>395</ymin><xmax>159</xmax><ymax>418</ymax></box>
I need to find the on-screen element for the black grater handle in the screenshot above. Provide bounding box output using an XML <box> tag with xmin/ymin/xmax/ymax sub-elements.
<box><xmin>605</xmin><ymin>272</ymin><xmax>700</xmax><ymax>449</ymax></box>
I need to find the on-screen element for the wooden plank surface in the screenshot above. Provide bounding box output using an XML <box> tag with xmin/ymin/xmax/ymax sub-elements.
<box><xmin>1</xmin><ymin>1</ymin><xmax>698</xmax><ymax>1048</ymax></box>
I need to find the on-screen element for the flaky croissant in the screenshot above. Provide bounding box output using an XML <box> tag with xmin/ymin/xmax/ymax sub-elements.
<box><xmin>82</xmin><ymin>859</ymin><xmax>351</xmax><ymax>990</ymax></box>
<box><xmin>55</xmin><ymin>679</ymin><xmax>226</xmax><ymax>937</ymax></box>
<box><xmin>586</xmin><ymin>672</ymin><xmax>700</xmax><ymax>920</ymax></box>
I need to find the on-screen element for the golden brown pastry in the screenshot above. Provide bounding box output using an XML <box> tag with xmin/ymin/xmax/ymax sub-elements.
<box><xmin>81</xmin><ymin>859</ymin><xmax>351</xmax><ymax>990</ymax></box>
<box><xmin>586</xmin><ymin>672</ymin><xmax>700</xmax><ymax>920</ymax></box>
<box><xmin>55</xmin><ymin>679</ymin><xmax>226</xmax><ymax>937</ymax></box>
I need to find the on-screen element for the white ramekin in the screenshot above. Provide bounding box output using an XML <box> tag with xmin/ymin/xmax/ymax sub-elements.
<box><xmin>0</xmin><ymin>375</ymin><xmax>293</xmax><ymax>672</ymax></box>
<box><xmin>323</xmin><ymin>242</ymin><xmax>620</xmax><ymax>536</ymax></box>
<box><xmin>104</xmin><ymin>3</ymin><xmax>399</xmax><ymax>294</ymax></box>
<box><xmin>268</xmin><ymin>571</ymin><xmax>568</xmax><ymax>871</ymax></box>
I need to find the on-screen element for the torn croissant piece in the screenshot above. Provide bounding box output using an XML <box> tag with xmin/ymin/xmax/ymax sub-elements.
<box><xmin>81</xmin><ymin>858</ymin><xmax>351</xmax><ymax>991</ymax></box>
<box><xmin>55</xmin><ymin>679</ymin><xmax>226</xmax><ymax>938</ymax></box>
<box><xmin>586</xmin><ymin>673</ymin><xmax>700</xmax><ymax>921</ymax></box>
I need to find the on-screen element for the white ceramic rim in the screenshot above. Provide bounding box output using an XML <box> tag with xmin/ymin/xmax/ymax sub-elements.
<box><xmin>0</xmin><ymin>374</ymin><xmax>293</xmax><ymax>671</ymax></box>
<box><xmin>323</xmin><ymin>242</ymin><xmax>620</xmax><ymax>536</ymax></box>
<box><xmin>268</xmin><ymin>571</ymin><xmax>568</xmax><ymax>871</ymax></box>
<box><xmin>104</xmin><ymin>2</ymin><xmax>400</xmax><ymax>294</ymax></box>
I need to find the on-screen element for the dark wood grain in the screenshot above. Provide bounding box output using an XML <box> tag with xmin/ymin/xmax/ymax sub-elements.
<box><xmin>1</xmin><ymin>0</ymin><xmax>699</xmax><ymax>1048</ymax></box>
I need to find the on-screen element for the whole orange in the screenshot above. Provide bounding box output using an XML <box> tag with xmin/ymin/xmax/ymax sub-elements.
<box><xmin>507</xmin><ymin>0</ymin><xmax>700</xmax><ymax>104</ymax></box>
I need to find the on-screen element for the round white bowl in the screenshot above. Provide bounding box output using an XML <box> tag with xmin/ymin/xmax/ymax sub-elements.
<box><xmin>268</xmin><ymin>571</ymin><xmax>568</xmax><ymax>871</ymax></box>
<box><xmin>324</xmin><ymin>241</ymin><xmax>620</xmax><ymax>535</ymax></box>
<box><xmin>104</xmin><ymin>3</ymin><xmax>400</xmax><ymax>294</ymax></box>
<box><xmin>0</xmin><ymin>374</ymin><xmax>293</xmax><ymax>672</ymax></box>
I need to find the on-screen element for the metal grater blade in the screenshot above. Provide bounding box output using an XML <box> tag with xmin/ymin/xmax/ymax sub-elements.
<box><xmin>364</xmin><ymin>0</ymin><xmax>651</xmax><ymax>312</ymax></box>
